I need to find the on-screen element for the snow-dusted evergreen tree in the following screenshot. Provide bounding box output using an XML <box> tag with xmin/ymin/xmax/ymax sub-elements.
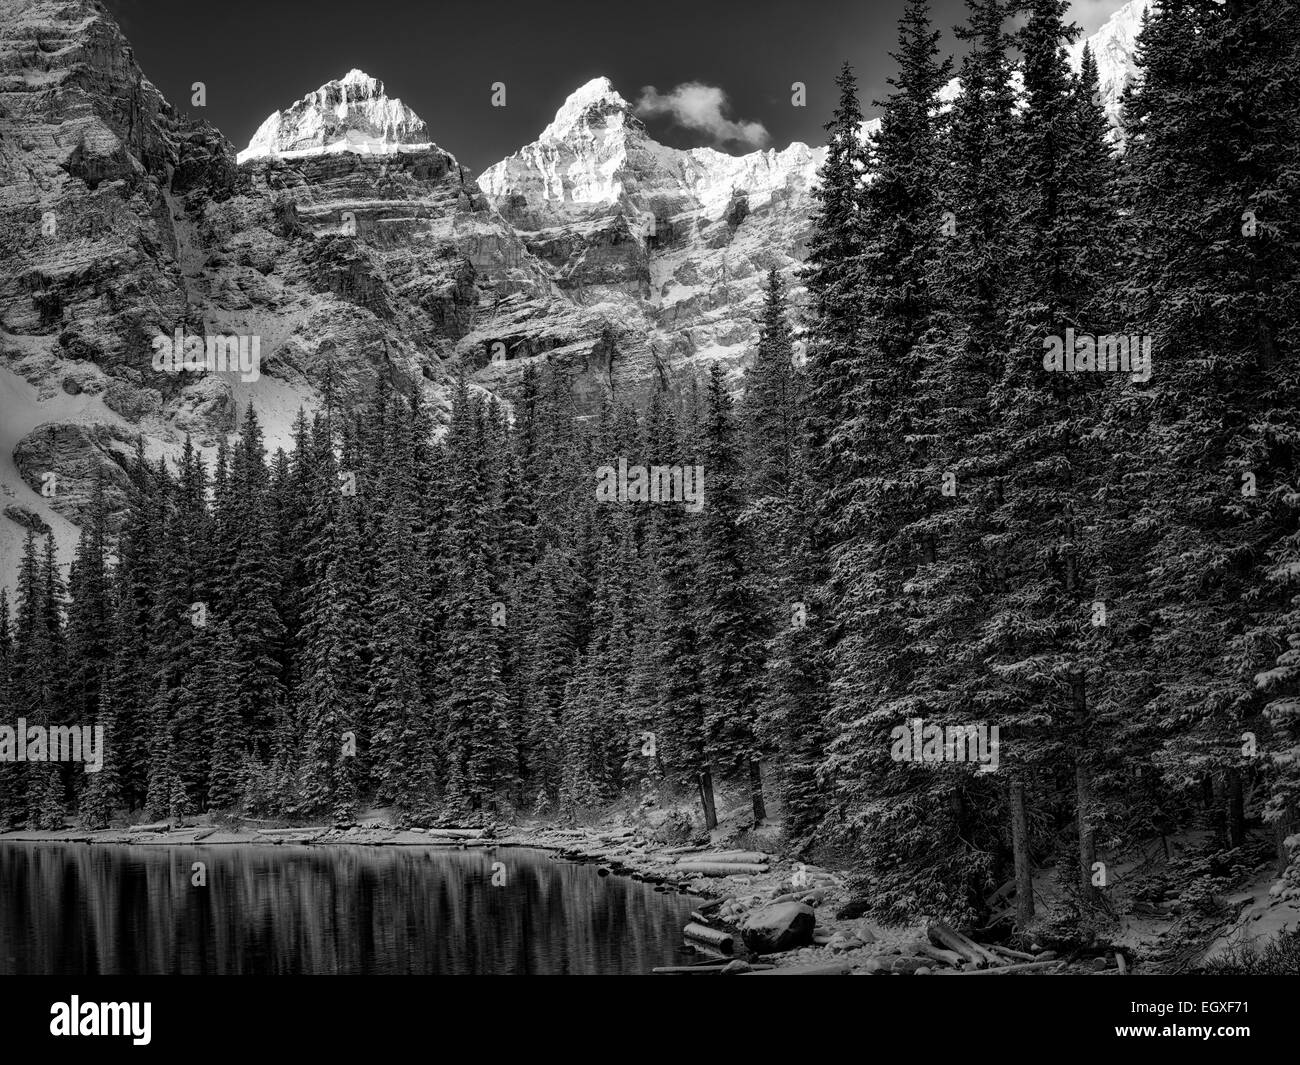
<box><xmin>698</xmin><ymin>364</ymin><xmax>767</xmax><ymax>820</ymax></box>
<box><xmin>0</xmin><ymin>592</ymin><xmax>18</xmax><ymax>828</ymax></box>
<box><xmin>297</xmin><ymin>443</ymin><xmax>366</xmax><ymax>824</ymax></box>
<box><xmin>822</xmin><ymin>0</ymin><xmax>1000</xmax><ymax>922</ymax></box>
<box><xmin>14</xmin><ymin>531</ymin><xmax>67</xmax><ymax>829</ymax></box>
<box><xmin>442</xmin><ymin>547</ymin><xmax>513</xmax><ymax>815</ymax></box>
<box><xmin>642</xmin><ymin>388</ymin><xmax>714</xmax><ymax>827</ymax></box>
<box><xmin>1119</xmin><ymin>0</ymin><xmax>1300</xmax><ymax>857</ymax></box>
<box><xmin>221</xmin><ymin>405</ymin><xmax>286</xmax><ymax>754</ymax></box>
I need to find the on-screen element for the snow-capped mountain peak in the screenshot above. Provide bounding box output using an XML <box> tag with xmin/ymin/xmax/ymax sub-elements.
<box><xmin>237</xmin><ymin>69</ymin><xmax>437</xmax><ymax>163</ymax></box>
<box><xmin>540</xmin><ymin>76</ymin><xmax>637</xmax><ymax>142</ymax></box>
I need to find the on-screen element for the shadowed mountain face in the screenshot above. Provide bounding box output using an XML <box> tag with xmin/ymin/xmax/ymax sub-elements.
<box><xmin>0</xmin><ymin>0</ymin><xmax>1146</xmax><ymax>586</ymax></box>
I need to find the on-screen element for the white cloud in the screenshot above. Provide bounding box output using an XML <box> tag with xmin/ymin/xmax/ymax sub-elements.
<box><xmin>634</xmin><ymin>82</ymin><xmax>769</xmax><ymax>150</ymax></box>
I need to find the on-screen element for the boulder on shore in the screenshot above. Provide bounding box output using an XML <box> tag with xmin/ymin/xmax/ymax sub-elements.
<box><xmin>741</xmin><ymin>902</ymin><xmax>816</xmax><ymax>954</ymax></box>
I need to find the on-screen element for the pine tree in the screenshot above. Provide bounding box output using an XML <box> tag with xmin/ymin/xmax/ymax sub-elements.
<box><xmin>1119</xmin><ymin>0</ymin><xmax>1300</xmax><ymax>865</ymax></box>
<box><xmin>442</xmin><ymin>548</ymin><xmax>513</xmax><ymax>816</ymax></box>
<box><xmin>223</xmin><ymin>404</ymin><xmax>286</xmax><ymax>755</ymax></box>
<box><xmin>698</xmin><ymin>364</ymin><xmax>767</xmax><ymax>820</ymax></box>
<box><xmin>641</xmin><ymin>389</ymin><xmax>713</xmax><ymax>827</ymax></box>
<box><xmin>66</xmin><ymin>472</ymin><xmax>112</xmax><ymax>729</ymax></box>
<box><xmin>0</xmin><ymin>590</ymin><xmax>19</xmax><ymax>829</ymax></box>
<box><xmin>801</xmin><ymin>60</ymin><xmax>871</xmax><ymax>551</ymax></box>
<box><xmin>297</xmin><ymin>439</ymin><xmax>366</xmax><ymax>824</ymax></box>
<box><xmin>15</xmin><ymin>532</ymin><xmax>68</xmax><ymax>829</ymax></box>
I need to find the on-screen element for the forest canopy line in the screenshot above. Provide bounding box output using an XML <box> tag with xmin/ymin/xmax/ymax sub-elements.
<box><xmin>0</xmin><ymin>0</ymin><xmax>1297</xmax><ymax>936</ymax></box>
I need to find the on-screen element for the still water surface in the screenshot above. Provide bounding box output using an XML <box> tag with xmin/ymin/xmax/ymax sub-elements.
<box><xmin>0</xmin><ymin>844</ymin><xmax>699</xmax><ymax>975</ymax></box>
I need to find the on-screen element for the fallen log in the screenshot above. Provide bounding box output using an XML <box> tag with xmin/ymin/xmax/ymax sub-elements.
<box><xmin>948</xmin><ymin>932</ymin><xmax>1004</xmax><ymax>968</ymax></box>
<box><xmin>740</xmin><ymin>963</ymin><xmax>853</xmax><ymax>976</ymax></box>
<box><xmin>257</xmin><ymin>826</ymin><xmax>327</xmax><ymax>836</ymax></box>
<box><xmin>423</xmin><ymin>828</ymin><xmax>486</xmax><ymax>839</ymax></box>
<box><xmin>652</xmin><ymin>962</ymin><xmax>775</xmax><ymax>974</ymax></box>
<box><xmin>917</xmin><ymin>943</ymin><xmax>964</xmax><ymax>968</ymax></box>
<box><xmin>678</xmin><ymin>851</ymin><xmax>770</xmax><ymax>865</ymax></box>
<box><xmin>991</xmin><ymin>944</ymin><xmax>1038</xmax><ymax>963</ymax></box>
<box><xmin>127</xmin><ymin>822</ymin><xmax>170</xmax><ymax>834</ymax></box>
<box><xmin>696</xmin><ymin>896</ymin><xmax>732</xmax><ymax>915</ymax></box>
<box><xmin>984</xmin><ymin>877</ymin><xmax>1017</xmax><ymax>908</ymax></box>
<box><xmin>938</xmin><ymin>959</ymin><xmax>1063</xmax><ymax>976</ymax></box>
<box><xmin>683</xmin><ymin>923</ymin><xmax>735</xmax><ymax>953</ymax></box>
<box><xmin>675</xmin><ymin>862</ymin><xmax>769</xmax><ymax>877</ymax></box>
<box><xmin>927</xmin><ymin>921</ymin><xmax>986</xmax><ymax>967</ymax></box>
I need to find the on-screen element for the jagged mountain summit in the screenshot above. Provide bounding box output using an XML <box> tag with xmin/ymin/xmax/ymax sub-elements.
<box><xmin>480</xmin><ymin>76</ymin><xmax>823</xmax><ymax>224</ymax></box>
<box><xmin>237</xmin><ymin>69</ymin><xmax>437</xmax><ymax>164</ymax></box>
<box><xmin>539</xmin><ymin>75</ymin><xmax>632</xmax><ymax>143</ymax></box>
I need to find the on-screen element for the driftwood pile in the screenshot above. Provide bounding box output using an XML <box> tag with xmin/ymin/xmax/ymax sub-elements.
<box><xmin>857</xmin><ymin>921</ymin><xmax>1074</xmax><ymax>975</ymax></box>
<box><xmin>550</xmin><ymin>836</ymin><xmax>784</xmax><ymax>892</ymax></box>
<box><xmin>679</xmin><ymin>894</ymin><xmax>741</xmax><ymax>956</ymax></box>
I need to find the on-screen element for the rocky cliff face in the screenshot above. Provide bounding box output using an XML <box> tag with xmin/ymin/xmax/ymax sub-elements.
<box><xmin>477</xmin><ymin>77</ymin><xmax>821</xmax><ymax>390</ymax></box>
<box><xmin>0</xmin><ymin>0</ymin><xmax>1147</xmax><ymax>588</ymax></box>
<box><xmin>0</xmin><ymin>0</ymin><xmax>582</xmax><ymax>586</ymax></box>
<box><xmin>1</xmin><ymin>0</ymin><xmax>207</xmax><ymax>579</ymax></box>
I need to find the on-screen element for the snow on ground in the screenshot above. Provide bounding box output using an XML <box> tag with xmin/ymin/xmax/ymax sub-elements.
<box><xmin>0</xmin><ymin>354</ymin><xmax>133</xmax><ymax>595</ymax></box>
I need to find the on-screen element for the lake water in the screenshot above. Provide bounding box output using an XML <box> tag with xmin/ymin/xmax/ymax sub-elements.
<box><xmin>0</xmin><ymin>843</ymin><xmax>700</xmax><ymax>975</ymax></box>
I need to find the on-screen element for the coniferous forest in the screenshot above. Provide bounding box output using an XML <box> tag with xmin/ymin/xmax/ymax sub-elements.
<box><xmin>2</xmin><ymin>0</ymin><xmax>1299</xmax><ymax>938</ymax></box>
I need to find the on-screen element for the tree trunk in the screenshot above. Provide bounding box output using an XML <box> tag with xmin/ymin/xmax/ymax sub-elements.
<box><xmin>1071</xmin><ymin>671</ymin><xmax>1098</xmax><ymax>904</ymax></box>
<box><xmin>1226</xmin><ymin>768</ymin><xmax>1246</xmax><ymax>849</ymax></box>
<box><xmin>1009</xmin><ymin>778</ymin><xmax>1035</xmax><ymax>927</ymax></box>
<box><xmin>749</xmin><ymin>759</ymin><xmax>766</xmax><ymax>824</ymax></box>
<box><xmin>698</xmin><ymin>768</ymin><xmax>718</xmax><ymax>831</ymax></box>
<box><xmin>1210</xmin><ymin>773</ymin><xmax>1228</xmax><ymax>843</ymax></box>
<box><xmin>1277</xmin><ymin>817</ymin><xmax>1295</xmax><ymax>876</ymax></box>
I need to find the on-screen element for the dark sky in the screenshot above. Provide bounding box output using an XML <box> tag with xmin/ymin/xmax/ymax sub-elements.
<box><xmin>102</xmin><ymin>0</ymin><xmax>1112</xmax><ymax>173</ymax></box>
